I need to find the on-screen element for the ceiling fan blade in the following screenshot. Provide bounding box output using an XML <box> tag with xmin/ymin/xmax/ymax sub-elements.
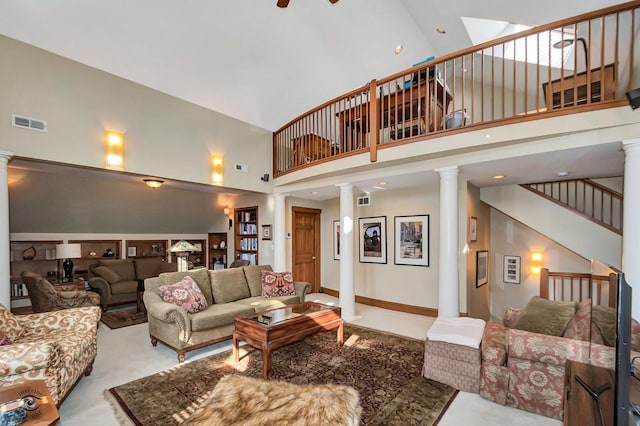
<box><xmin>277</xmin><ymin>0</ymin><xmax>290</xmax><ymax>7</ymax></box>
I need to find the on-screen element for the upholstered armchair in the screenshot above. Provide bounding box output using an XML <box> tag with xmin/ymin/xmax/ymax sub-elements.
<box><xmin>22</xmin><ymin>273</ymin><xmax>100</xmax><ymax>313</ymax></box>
<box><xmin>0</xmin><ymin>304</ymin><xmax>101</xmax><ymax>405</ymax></box>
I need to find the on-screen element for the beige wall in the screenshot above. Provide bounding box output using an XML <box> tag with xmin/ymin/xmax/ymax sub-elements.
<box><xmin>466</xmin><ymin>183</ymin><xmax>491</xmax><ymax>320</ymax></box>
<box><xmin>0</xmin><ymin>35</ymin><xmax>272</xmax><ymax>192</ymax></box>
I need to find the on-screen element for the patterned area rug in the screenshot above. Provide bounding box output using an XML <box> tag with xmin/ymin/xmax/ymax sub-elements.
<box><xmin>100</xmin><ymin>308</ymin><xmax>147</xmax><ymax>329</ymax></box>
<box><xmin>104</xmin><ymin>324</ymin><xmax>457</xmax><ymax>425</ymax></box>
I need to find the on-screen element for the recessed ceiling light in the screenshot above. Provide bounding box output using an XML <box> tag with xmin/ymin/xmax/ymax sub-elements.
<box><xmin>485</xmin><ymin>134</ymin><xmax>491</xmax><ymax>139</ymax></box>
<box><xmin>311</xmin><ymin>191</ymin><xmax>319</xmax><ymax>195</ymax></box>
<box><xmin>556</xmin><ymin>171</ymin><xmax>570</xmax><ymax>177</ymax></box>
<box><xmin>436</xmin><ymin>28</ymin><xmax>446</xmax><ymax>34</ymax></box>
<box><xmin>394</xmin><ymin>44</ymin><xmax>403</xmax><ymax>54</ymax></box>
<box><xmin>462</xmin><ymin>68</ymin><xmax>468</xmax><ymax>73</ymax></box>
<box><xmin>492</xmin><ymin>175</ymin><xmax>505</xmax><ymax>179</ymax></box>
<box><xmin>378</xmin><ymin>181</ymin><xmax>388</xmax><ymax>185</ymax></box>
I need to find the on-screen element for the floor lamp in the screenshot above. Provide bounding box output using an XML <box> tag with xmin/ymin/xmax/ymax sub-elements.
<box><xmin>169</xmin><ymin>240</ymin><xmax>198</xmax><ymax>272</ymax></box>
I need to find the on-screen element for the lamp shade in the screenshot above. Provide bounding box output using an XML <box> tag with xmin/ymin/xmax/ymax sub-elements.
<box><xmin>168</xmin><ymin>240</ymin><xmax>198</xmax><ymax>253</ymax></box>
<box><xmin>56</xmin><ymin>243</ymin><xmax>82</xmax><ymax>259</ymax></box>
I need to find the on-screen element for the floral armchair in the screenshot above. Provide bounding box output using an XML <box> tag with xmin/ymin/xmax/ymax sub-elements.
<box><xmin>0</xmin><ymin>304</ymin><xmax>101</xmax><ymax>405</ymax></box>
<box><xmin>22</xmin><ymin>273</ymin><xmax>100</xmax><ymax>313</ymax></box>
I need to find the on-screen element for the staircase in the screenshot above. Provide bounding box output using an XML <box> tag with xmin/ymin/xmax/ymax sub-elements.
<box><xmin>520</xmin><ymin>179</ymin><xmax>623</xmax><ymax>235</ymax></box>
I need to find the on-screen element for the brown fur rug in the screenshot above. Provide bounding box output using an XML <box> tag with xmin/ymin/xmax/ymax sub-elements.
<box><xmin>101</xmin><ymin>307</ymin><xmax>147</xmax><ymax>329</ymax></box>
<box><xmin>184</xmin><ymin>375</ymin><xmax>361</xmax><ymax>425</ymax></box>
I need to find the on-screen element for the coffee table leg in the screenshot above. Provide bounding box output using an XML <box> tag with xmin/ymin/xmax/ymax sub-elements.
<box><xmin>337</xmin><ymin>320</ymin><xmax>344</xmax><ymax>346</ymax></box>
<box><xmin>263</xmin><ymin>344</ymin><xmax>272</xmax><ymax>379</ymax></box>
<box><xmin>232</xmin><ymin>333</ymin><xmax>240</xmax><ymax>363</ymax></box>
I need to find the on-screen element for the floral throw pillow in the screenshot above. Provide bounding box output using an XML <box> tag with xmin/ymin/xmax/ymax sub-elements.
<box><xmin>158</xmin><ymin>275</ymin><xmax>208</xmax><ymax>314</ymax></box>
<box><xmin>261</xmin><ymin>270</ymin><xmax>295</xmax><ymax>298</ymax></box>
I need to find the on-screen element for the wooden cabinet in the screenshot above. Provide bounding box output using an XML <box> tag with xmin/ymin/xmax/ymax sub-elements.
<box><xmin>234</xmin><ymin>206</ymin><xmax>259</xmax><ymax>265</ymax></box>
<box><xmin>543</xmin><ymin>63</ymin><xmax>616</xmax><ymax>110</ymax></box>
<box><xmin>208</xmin><ymin>232</ymin><xmax>228</xmax><ymax>269</ymax></box>
<box><xmin>125</xmin><ymin>240</ymin><xmax>168</xmax><ymax>259</ymax></box>
<box><xmin>10</xmin><ymin>240</ymin><xmax>63</xmax><ymax>299</ymax></box>
<box><xmin>170</xmin><ymin>239</ymin><xmax>205</xmax><ymax>269</ymax></box>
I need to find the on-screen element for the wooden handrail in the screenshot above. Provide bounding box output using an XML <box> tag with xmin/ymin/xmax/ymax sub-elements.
<box><xmin>540</xmin><ymin>268</ymin><xmax>617</xmax><ymax>307</ymax></box>
<box><xmin>273</xmin><ymin>1</ymin><xmax>640</xmax><ymax>177</ymax></box>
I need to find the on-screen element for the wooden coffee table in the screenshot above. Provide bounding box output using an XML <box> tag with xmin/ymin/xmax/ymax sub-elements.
<box><xmin>233</xmin><ymin>301</ymin><xmax>343</xmax><ymax>379</ymax></box>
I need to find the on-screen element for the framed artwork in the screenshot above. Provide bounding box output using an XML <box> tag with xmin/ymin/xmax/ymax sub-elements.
<box><xmin>193</xmin><ymin>243</ymin><xmax>203</xmax><ymax>252</ymax></box>
<box><xmin>261</xmin><ymin>224</ymin><xmax>272</xmax><ymax>240</ymax></box>
<box><xmin>469</xmin><ymin>216</ymin><xmax>478</xmax><ymax>242</ymax></box>
<box><xmin>476</xmin><ymin>250</ymin><xmax>488</xmax><ymax>287</ymax></box>
<box><xmin>394</xmin><ymin>215</ymin><xmax>429</xmax><ymax>266</ymax></box>
<box><xmin>358</xmin><ymin>216</ymin><xmax>387</xmax><ymax>264</ymax></box>
<box><xmin>503</xmin><ymin>255</ymin><xmax>521</xmax><ymax>284</ymax></box>
<box><xmin>333</xmin><ymin>220</ymin><xmax>340</xmax><ymax>260</ymax></box>
<box><xmin>127</xmin><ymin>246</ymin><xmax>137</xmax><ymax>257</ymax></box>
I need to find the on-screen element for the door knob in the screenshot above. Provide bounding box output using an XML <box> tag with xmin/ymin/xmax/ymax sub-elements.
<box><xmin>312</xmin><ymin>256</ymin><xmax>316</xmax><ymax>260</ymax></box>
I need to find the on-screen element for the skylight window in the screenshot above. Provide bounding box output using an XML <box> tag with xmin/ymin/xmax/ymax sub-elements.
<box><xmin>461</xmin><ymin>16</ymin><xmax>574</xmax><ymax>70</ymax></box>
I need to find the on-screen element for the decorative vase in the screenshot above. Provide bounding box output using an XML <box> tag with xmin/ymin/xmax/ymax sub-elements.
<box><xmin>21</xmin><ymin>246</ymin><xmax>36</xmax><ymax>261</ymax></box>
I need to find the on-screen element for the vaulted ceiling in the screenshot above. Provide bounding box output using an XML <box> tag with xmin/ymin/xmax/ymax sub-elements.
<box><xmin>0</xmin><ymin>0</ymin><xmax>627</xmax><ymax>132</ymax></box>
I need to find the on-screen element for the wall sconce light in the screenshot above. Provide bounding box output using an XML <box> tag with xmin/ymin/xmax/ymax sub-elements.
<box><xmin>224</xmin><ymin>207</ymin><xmax>233</xmax><ymax>230</ymax></box>
<box><xmin>212</xmin><ymin>155</ymin><xmax>223</xmax><ymax>185</ymax></box>
<box><xmin>143</xmin><ymin>179</ymin><xmax>164</xmax><ymax>189</ymax></box>
<box><xmin>105</xmin><ymin>130</ymin><xmax>124</xmax><ymax>170</ymax></box>
<box><xmin>531</xmin><ymin>252</ymin><xmax>543</xmax><ymax>274</ymax></box>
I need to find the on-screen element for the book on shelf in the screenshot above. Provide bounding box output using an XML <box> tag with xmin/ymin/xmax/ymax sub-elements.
<box><xmin>238</xmin><ymin>253</ymin><xmax>257</xmax><ymax>265</ymax></box>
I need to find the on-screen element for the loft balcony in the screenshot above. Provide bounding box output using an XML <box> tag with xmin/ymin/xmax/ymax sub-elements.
<box><xmin>272</xmin><ymin>1</ymin><xmax>640</xmax><ymax>178</ymax></box>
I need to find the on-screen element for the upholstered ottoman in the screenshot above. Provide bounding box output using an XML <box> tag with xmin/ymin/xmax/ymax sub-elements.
<box><xmin>422</xmin><ymin>316</ymin><xmax>486</xmax><ymax>393</ymax></box>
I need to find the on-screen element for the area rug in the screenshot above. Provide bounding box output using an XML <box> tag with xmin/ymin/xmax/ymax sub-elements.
<box><xmin>101</xmin><ymin>308</ymin><xmax>147</xmax><ymax>329</ymax></box>
<box><xmin>104</xmin><ymin>324</ymin><xmax>457</xmax><ymax>425</ymax></box>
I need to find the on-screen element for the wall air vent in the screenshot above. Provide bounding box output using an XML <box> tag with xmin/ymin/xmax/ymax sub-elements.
<box><xmin>234</xmin><ymin>163</ymin><xmax>249</xmax><ymax>173</ymax></box>
<box><xmin>12</xmin><ymin>114</ymin><xmax>47</xmax><ymax>132</ymax></box>
<box><xmin>357</xmin><ymin>195</ymin><xmax>371</xmax><ymax>207</ymax></box>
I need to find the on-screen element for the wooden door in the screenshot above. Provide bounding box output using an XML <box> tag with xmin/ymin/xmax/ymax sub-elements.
<box><xmin>292</xmin><ymin>207</ymin><xmax>321</xmax><ymax>293</ymax></box>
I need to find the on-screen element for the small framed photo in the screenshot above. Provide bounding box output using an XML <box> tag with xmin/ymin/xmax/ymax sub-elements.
<box><xmin>333</xmin><ymin>220</ymin><xmax>341</xmax><ymax>260</ymax></box>
<box><xmin>262</xmin><ymin>224</ymin><xmax>272</xmax><ymax>240</ymax></box>
<box><xmin>193</xmin><ymin>243</ymin><xmax>203</xmax><ymax>252</ymax></box>
<box><xmin>359</xmin><ymin>216</ymin><xmax>387</xmax><ymax>264</ymax></box>
<box><xmin>469</xmin><ymin>216</ymin><xmax>478</xmax><ymax>242</ymax></box>
<box><xmin>476</xmin><ymin>250</ymin><xmax>488</xmax><ymax>287</ymax></box>
<box><xmin>127</xmin><ymin>246</ymin><xmax>137</xmax><ymax>257</ymax></box>
<box><xmin>503</xmin><ymin>255</ymin><xmax>521</xmax><ymax>284</ymax></box>
<box><xmin>394</xmin><ymin>214</ymin><xmax>429</xmax><ymax>266</ymax></box>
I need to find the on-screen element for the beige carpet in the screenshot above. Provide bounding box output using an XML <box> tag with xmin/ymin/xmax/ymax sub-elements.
<box><xmin>105</xmin><ymin>324</ymin><xmax>457</xmax><ymax>425</ymax></box>
<box><xmin>101</xmin><ymin>308</ymin><xmax>147</xmax><ymax>329</ymax></box>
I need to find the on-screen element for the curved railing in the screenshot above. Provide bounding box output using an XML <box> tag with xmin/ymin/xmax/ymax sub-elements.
<box><xmin>273</xmin><ymin>1</ymin><xmax>639</xmax><ymax>177</ymax></box>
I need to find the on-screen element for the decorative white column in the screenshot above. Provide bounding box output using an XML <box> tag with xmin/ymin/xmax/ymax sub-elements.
<box><xmin>0</xmin><ymin>151</ymin><xmax>14</xmax><ymax>309</ymax></box>
<box><xmin>622</xmin><ymin>139</ymin><xmax>640</xmax><ymax>321</ymax></box>
<box><xmin>273</xmin><ymin>193</ymin><xmax>287</xmax><ymax>272</ymax></box>
<box><xmin>337</xmin><ymin>183</ymin><xmax>357</xmax><ymax>321</ymax></box>
<box><xmin>436</xmin><ymin>166</ymin><xmax>459</xmax><ymax>318</ymax></box>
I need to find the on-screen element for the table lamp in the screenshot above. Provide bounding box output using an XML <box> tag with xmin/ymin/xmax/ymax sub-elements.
<box><xmin>168</xmin><ymin>240</ymin><xmax>199</xmax><ymax>272</ymax></box>
<box><xmin>56</xmin><ymin>243</ymin><xmax>82</xmax><ymax>282</ymax></box>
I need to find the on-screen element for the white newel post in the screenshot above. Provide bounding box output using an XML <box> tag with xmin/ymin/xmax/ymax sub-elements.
<box><xmin>337</xmin><ymin>183</ymin><xmax>357</xmax><ymax>321</ymax></box>
<box><xmin>0</xmin><ymin>151</ymin><xmax>13</xmax><ymax>309</ymax></box>
<box><xmin>273</xmin><ymin>193</ymin><xmax>287</xmax><ymax>271</ymax></box>
<box><xmin>436</xmin><ymin>166</ymin><xmax>459</xmax><ymax>318</ymax></box>
<box><xmin>622</xmin><ymin>138</ymin><xmax>640</xmax><ymax>321</ymax></box>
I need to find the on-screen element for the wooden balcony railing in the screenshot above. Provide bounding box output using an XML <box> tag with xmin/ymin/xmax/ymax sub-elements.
<box><xmin>540</xmin><ymin>268</ymin><xmax>617</xmax><ymax>308</ymax></box>
<box><xmin>273</xmin><ymin>1</ymin><xmax>640</xmax><ymax>177</ymax></box>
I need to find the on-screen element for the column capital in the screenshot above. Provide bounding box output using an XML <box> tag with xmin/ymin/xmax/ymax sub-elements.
<box><xmin>336</xmin><ymin>183</ymin><xmax>353</xmax><ymax>191</ymax></box>
<box><xmin>273</xmin><ymin>192</ymin><xmax>288</xmax><ymax>199</ymax></box>
<box><xmin>0</xmin><ymin>151</ymin><xmax>14</xmax><ymax>162</ymax></box>
<box><xmin>435</xmin><ymin>165</ymin><xmax>459</xmax><ymax>176</ymax></box>
<box><xmin>622</xmin><ymin>138</ymin><xmax>640</xmax><ymax>151</ymax></box>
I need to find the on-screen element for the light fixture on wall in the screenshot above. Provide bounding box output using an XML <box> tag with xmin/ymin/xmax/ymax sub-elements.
<box><xmin>168</xmin><ymin>240</ymin><xmax>198</xmax><ymax>272</ymax></box>
<box><xmin>553</xmin><ymin>37</ymin><xmax>588</xmax><ymax>71</ymax></box>
<box><xmin>105</xmin><ymin>130</ymin><xmax>124</xmax><ymax>170</ymax></box>
<box><xmin>531</xmin><ymin>252</ymin><xmax>543</xmax><ymax>274</ymax></box>
<box><xmin>56</xmin><ymin>243</ymin><xmax>82</xmax><ymax>282</ymax></box>
<box><xmin>211</xmin><ymin>155</ymin><xmax>223</xmax><ymax>185</ymax></box>
<box><xmin>143</xmin><ymin>178</ymin><xmax>164</xmax><ymax>189</ymax></box>
<box><xmin>224</xmin><ymin>207</ymin><xmax>233</xmax><ymax>230</ymax></box>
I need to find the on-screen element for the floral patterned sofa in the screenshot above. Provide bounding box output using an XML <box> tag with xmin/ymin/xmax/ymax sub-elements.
<box><xmin>0</xmin><ymin>304</ymin><xmax>101</xmax><ymax>405</ymax></box>
<box><xmin>480</xmin><ymin>297</ymin><xmax>640</xmax><ymax>420</ymax></box>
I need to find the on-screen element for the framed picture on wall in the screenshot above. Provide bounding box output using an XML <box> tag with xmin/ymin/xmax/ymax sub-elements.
<box><xmin>469</xmin><ymin>216</ymin><xmax>478</xmax><ymax>242</ymax></box>
<box><xmin>359</xmin><ymin>216</ymin><xmax>387</xmax><ymax>264</ymax></box>
<box><xmin>503</xmin><ymin>255</ymin><xmax>521</xmax><ymax>284</ymax></box>
<box><xmin>333</xmin><ymin>220</ymin><xmax>340</xmax><ymax>260</ymax></box>
<box><xmin>476</xmin><ymin>250</ymin><xmax>488</xmax><ymax>287</ymax></box>
<box><xmin>394</xmin><ymin>215</ymin><xmax>429</xmax><ymax>266</ymax></box>
<box><xmin>261</xmin><ymin>224</ymin><xmax>272</xmax><ymax>240</ymax></box>
<box><xmin>127</xmin><ymin>246</ymin><xmax>137</xmax><ymax>257</ymax></box>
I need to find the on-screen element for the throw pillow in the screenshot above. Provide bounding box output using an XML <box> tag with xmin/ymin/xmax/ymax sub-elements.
<box><xmin>562</xmin><ymin>298</ymin><xmax>592</xmax><ymax>342</ymax></box>
<box><xmin>0</xmin><ymin>331</ymin><xmax>12</xmax><ymax>346</ymax></box>
<box><xmin>514</xmin><ymin>296</ymin><xmax>577</xmax><ymax>337</ymax></box>
<box><xmin>261</xmin><ymin>270</ymin><xmax>295</xmax><ymax>298</ymax></box>
<box><xmin>92</xmin><ymin>266</ymin><xmax>122</xmax><ymax>284</ymax></box>
<box><xmin>591</xmin><ymin>304</ymin><xmax>616</xmax><ymax>347</ymax></box>
<box><xmin>158</xmin><ymin>276</ymin><xmax>209</xmax><ymax>314</ymax></box>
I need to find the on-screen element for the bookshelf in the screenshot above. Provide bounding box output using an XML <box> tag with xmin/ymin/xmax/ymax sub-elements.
<box><xmin>208</xmin><ymin>233</ymin><xmax>228</xmax><ymax>269</ymax></box>
<box><xmin>234</xmin><ymin>206</ymin><xmax>259</xmax><ymax>265</ymax></box>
